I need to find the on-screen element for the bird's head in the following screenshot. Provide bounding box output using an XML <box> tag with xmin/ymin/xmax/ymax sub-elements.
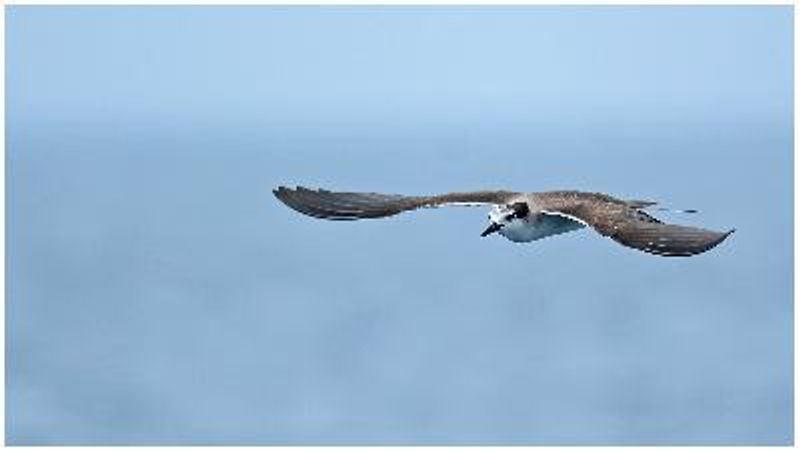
<box><xmin>481</xmin><ymin>202</ymin><xmax>530</xmax><ymax>237</ymax></box>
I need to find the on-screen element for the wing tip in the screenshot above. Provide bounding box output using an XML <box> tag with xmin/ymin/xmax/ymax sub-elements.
<box><xmin>718</xmin><ymin>228</ymin><xmax>736</xmax><ymax>244</ymax></box>
<box><xmin>686</xmin><ymin>227</ymin><xmax>735</xmax><ymax>257</ymax></box>
<box><xmin>274</xmin><ymin>184</ymin><xmax>390</xmax><ymax>221</ymax></box>
<box><xmin>628</xmin><ymin>225</ymin><xmax>736</xmax><ymax>257</ymax></box>
<box><xmin>274</xmin><ymin>185</ymin><xmax>318</xmax><ymax>197</ymax></box>
<box><xmin>717</xmin><ymin>228</ymin><xmax>736</xmax><ymax>244</ymax></box>
<box><xmin>713</xmin><ymin>227</ymin><xmax>735</xmax><ymax>245</ymax></box>
<box><xmin>272</xmin><ymin>185</ymin><xmax>294</xmax><ymax>200</ymax></box>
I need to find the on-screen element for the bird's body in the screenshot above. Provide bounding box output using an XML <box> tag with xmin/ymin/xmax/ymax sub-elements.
<box><xmin>273</xmin><ymin>186</ymin><xmax>734</xmax><ymax>257</ymax></box>
<box><xmin>493</xmin><ymin>207</ymin><xmax>586</xmax><ymax>243</ymax></box>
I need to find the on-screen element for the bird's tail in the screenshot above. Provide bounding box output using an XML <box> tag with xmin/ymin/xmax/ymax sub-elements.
<box><xmin>626</xmin><ymin>199</ymin><xmax>658</xmax><ymax>209</ymax></box>
<box><xmin>627</xmin><ymin>199</ymin><xmax>698</xmax><ymax>214</ymax></box>
<box><xmin>655</xmin><ymin>207</ymin><xmax>699</xmax><ymax>214</ymax></box>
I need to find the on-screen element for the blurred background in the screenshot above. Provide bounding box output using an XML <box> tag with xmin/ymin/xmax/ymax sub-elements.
<box><xmin>6</xmin><ymin>6</ymin><xmax>793</xmax><ymax>445</ymax></box>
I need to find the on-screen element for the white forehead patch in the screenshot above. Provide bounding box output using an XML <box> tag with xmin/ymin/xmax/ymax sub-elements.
<box><xmin>488</xmin><ymin>205</ymin><xmax>513</xmax><ymax>223</ymax></box>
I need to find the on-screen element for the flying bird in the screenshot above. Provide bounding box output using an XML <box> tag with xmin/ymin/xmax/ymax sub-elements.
<box><xmin>273</xmin><ymin>186</ymin><xmax>734</xmax><ymax>257</ymax></box>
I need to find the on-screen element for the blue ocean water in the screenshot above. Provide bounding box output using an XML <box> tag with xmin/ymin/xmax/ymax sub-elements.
<box><xmin>7</xmin><ymin>6</ymin><xmax>793</xmax><ymax>445</ymax></box>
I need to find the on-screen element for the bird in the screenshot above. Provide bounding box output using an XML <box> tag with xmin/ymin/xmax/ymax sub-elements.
<box><xmin>273</xmin><ymin>186</ymin><xmax>734</xmax><ymax>257</ymax></box>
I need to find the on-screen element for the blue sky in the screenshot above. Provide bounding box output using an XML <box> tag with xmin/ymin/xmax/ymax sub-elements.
<box><xmin>7</xmin><ymin>6</ymin><xmax>793</xmax><ymax>445</ymax></box>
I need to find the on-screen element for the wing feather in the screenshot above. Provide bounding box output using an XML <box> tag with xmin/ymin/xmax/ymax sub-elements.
<box><xmin>537</xmin><ymin>192</ymin><xmax>733</xmax><ymax>257</ymax></box>
<box><xmin>274</xmin><ymin>186</ymin><xmax>517</xmax><ymax>220</ymax></box>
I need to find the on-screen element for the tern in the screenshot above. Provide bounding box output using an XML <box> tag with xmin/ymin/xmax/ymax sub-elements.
<box><xmin>273</xmin><ymin>186</ymin><xmax>734</xmax><ymax>257</ymax></box>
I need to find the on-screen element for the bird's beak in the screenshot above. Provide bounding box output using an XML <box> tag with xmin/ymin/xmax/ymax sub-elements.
<box><xmin>481</xmin><ymin>222</ymin><xmax>503</xmax><ymax>237</ymax></box>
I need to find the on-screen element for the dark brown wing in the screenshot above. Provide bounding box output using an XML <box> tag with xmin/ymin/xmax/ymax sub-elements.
<box><xmin>536</xmin><ymin>191</ymin><xmax>734</xmax><ymax>257</ymax></box>
<box><xmin>273</xmin><ymin>186</ymin><xmax>518</xmax><ymax>220</ymax></box>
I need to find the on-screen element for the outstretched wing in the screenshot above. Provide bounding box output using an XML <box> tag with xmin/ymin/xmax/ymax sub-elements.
<box><xmin>536</xmin><ymin>192</ymin><xmax>734</xmax><ymax>257</ymax></box>
<box><xmin>274</xmin><ymin>186</ymin><xmax>518</xmax><ymax>220</ymax></box>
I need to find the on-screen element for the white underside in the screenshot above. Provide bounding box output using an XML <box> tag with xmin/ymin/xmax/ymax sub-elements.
<box><xmin>499</xmin><ymin>213</ymin><xmax>586</xmax><ymax>243</ymax></box>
